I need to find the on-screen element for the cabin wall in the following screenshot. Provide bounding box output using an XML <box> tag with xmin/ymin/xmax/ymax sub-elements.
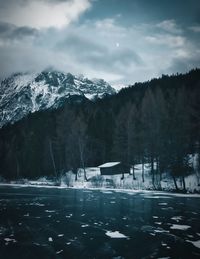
<box><xmin>100</xmin><ymin>164</ymin><xmax>130</xmax><ymax>175</ymax></box>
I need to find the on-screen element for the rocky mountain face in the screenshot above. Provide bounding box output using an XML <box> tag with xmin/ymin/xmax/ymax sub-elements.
<box><xmin>0</xmin><ymin>70</ymin><xmax>116</xmax><ymax>128</ymax></box>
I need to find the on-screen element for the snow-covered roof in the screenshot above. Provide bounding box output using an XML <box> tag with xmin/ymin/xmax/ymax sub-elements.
<box><xmin>99</xmin><ymin>162</ymin><xmax>121</xmax><ymax>168</ymax></box>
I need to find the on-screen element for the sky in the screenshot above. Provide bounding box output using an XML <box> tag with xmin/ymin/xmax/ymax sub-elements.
<box><xmin>0</xmin><ymin>0</ymin><xmax>199</xmax><ymax>87</ymax></box>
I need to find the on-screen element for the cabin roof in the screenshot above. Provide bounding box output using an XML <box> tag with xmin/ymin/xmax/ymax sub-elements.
<box><xmin>98</xmin><ymin>162</ymin><xmax>121</xmax><ymax>168</ymax></box>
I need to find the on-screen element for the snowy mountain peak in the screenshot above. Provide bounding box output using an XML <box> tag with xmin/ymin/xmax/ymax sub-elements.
<box><xmin>0</xmin><ymin>70</ymin><xmax>116</xmax><ymax>128</ymax></box>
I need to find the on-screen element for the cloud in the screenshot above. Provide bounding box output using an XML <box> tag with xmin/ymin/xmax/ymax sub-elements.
<box><xmin>0</xmin><ymin>10</ymin><xmax>199</xmax><ymax>86</ymax></box>
<box><xmin>188</xmin><ymin>25</ymin><xmax>200</xmax><ymax>33</ymax></box>
<box><xmin>0</xmin><ymin>22</ymin><xmax>38</xmax><ymax>41</ymax></box>
<box><xmin>0</xmin><ymin>0</ymin><xmax>91</xmax><ymax>29</ymax></box>
<box><xmin>156</xmin><ymin>19</ymin><xmax>182</xmax><ymax>34</ymax></box>
<box><xmin>145</xmin><ymin>34</ymin><xmax>185</xmax><ymax>48</ymax></box>
<box><xmin>167</xmin><ymin>54</ymin><xmax>200</xmax><ymax>75</ymax></box>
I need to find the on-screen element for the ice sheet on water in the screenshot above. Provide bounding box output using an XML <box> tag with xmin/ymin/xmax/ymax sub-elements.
<box><xmin>48</xmin><ymin>237</ymin><xmax>53</xmax><ymax>242</ymax></box>
<box><xmin>170</xmin><ymin>224</ymin><xmax>191</xmax><ymax>230</ymax></box>
<box><xmin>142</xmin><ymin>225</ymin><xmax>169</xmax><ymax>234</ymax></box>
<box><xmin>154</xmin><ymin>229</ymin><xmax>169</xmax><ymax>233</ymax></box>
<box><xmin>143</xmin><ymin>196</ymin><xmax>160</xmax><ymax>199</ymax></box>
<box><xmin>101</xmin><ymin>190</ymin><xmax>113</xmax><ymax>194</ymax></box>
<box><xmin>154</xmin><ymin>192</ymin><xmax>200</xmax><ymax>198</ymax></box>
<box><xmin>105</xmin><ymin>230</ymin><xmax>128</xmax><ymax>239</ymax></box>
<box><xmin>29</xmin><ymin>202</ymin><xmax>45</xmax><ymax>206</ymax></box>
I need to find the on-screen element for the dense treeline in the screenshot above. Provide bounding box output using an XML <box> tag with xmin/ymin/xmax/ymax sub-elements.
<box><xmin>0</xmin><ymin>69</ymin><xmax>200</xmax><ymax>190</ymax></box>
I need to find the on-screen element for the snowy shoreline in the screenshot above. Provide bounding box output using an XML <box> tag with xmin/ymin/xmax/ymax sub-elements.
<box><xmin>1</xmin><ymin>162</ymin><xmax>200</xmax><ymax>195</ymax></box>
<box><xmin>0</xmin><ymin>182</ymin><xmax>200</xmax><ymax>198</ymax></box>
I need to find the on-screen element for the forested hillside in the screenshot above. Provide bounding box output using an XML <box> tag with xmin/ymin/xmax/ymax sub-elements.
<box><xmin>0</xmin><ymin>69</ymin><xmax>200</xmax><ymax>190</ymax></box>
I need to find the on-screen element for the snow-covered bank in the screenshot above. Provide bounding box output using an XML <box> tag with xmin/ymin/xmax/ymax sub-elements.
<box><xmin>59</xmin><ymin>165</ymin><xmax>200</xmax><ymax>193</ymax></box>
<box><xmin>0</xmin><ymin>164</ymin><xmax>200</xmax><ymax>194</ymax></box>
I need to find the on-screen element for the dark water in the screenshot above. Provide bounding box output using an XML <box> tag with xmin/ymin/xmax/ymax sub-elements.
<box><xmin>0</xmin><ymin>186</ymin><xmax>200</xmax><ymax>259</ymax></box>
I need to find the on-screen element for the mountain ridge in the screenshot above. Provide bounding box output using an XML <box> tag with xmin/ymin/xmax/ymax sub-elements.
<box><xmin>0</xmin><ymin>70</ymin><xmax>116</xmax><ymax>128</ymax></box>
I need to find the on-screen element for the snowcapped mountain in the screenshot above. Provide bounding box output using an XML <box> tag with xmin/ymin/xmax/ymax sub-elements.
<box><xmin>0</xmin><ymin>70</ymin><xmax>116</xmax><ymax>128</ymax></box>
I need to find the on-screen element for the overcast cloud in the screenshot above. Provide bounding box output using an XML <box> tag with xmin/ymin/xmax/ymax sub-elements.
<box><xmin>0</xmin><ymin>0</ymin><xmax>199</xmax><ymax>87</ymax></box>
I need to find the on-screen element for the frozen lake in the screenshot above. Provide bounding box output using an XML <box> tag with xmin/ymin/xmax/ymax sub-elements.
<box><xmin>0</xmin><ymin>186</ymin><xmax>200</xmax><ymax>258</ymax></box>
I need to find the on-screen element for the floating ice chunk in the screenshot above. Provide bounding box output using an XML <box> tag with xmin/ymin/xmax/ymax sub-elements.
<box><xmin>170</xmin><ymin>224</ymin><xmax>191</xmax><ymax>230</ymax></box>
<box><xmin>157</xmin><ymin>257</ymin><xmax>170</xmax><ymax>259</ymax></box>
<box><xmin>153</xmin><ymin>216</ymin><xmax>159</xmax><ymax>219</ymax></box>
<box><xmin>58</xmin><ymin>234</ymin><xmax>64</xmax><ymax>237</ymax></box>
<box><xmin>154</xmin><ymin>229</ymin><xmax>169</xmax><ymax>233</ymax></box>
<box><xmin>101</xmin><ymin>191</ymin><xmax>113</xmax><ymax>194</ymax></box>
<box><xmin>171</xmin><ymin>216</ymin><xmax>182</xmax><ymax>222</ymax></box>
<box><xmin>66</xmin><ymin>242</ymin><xmax>71</xmax><ymax>245</ymax></box>
<box><xmin>187</xmin><ymin>240</ymin><xmax>200</xmax><ymax>248</ymax></box>
<box><xmin>158</xmin><ymin>203</ymin><xmax>168</xmax><ymax>206</ymax></box>
<box><xmin>66</xmin><ymin>214</ymin><xmax>73</xmax><ymax>218</ymax></box>
<box><xmin>29</xmin><ymin>202</ymin><xmax>45</xmax><ymax>206</ymax></box>
<box><xmin>48</xmin><ymin>237</ymin><xmax>53</xmax><ymax>242</ymax></box>
<box><xmin>81</xmin><ymin>224</ymin><xmax>89</xmax><ymax>228</ymax></box>
<box><xmin>4</xmin><ymin>238</ymin><xmax>17</xmax><ymax>243</ymax></box>
<box><xmin>56</xmin><ymin>250</ymin><xmax>63</xmax><ymax>254</ymax></box>
<box><xmin>105</xmin><ymin>231</ymin><xmax>128</xmax><ymax>239</ymax></box>
<box><xmin>144</xmin><ymin>196</ymin><xmax>160</xmax><ymax>199</ymax></box>
<box><xmin>24</xmin><ymin>213</ymin><xmax>29</xmax><ymax>217</ymax></box>
<box><xmin>45</xmin><ymin>210</ymin><xmax>55</xmax><ymax>213</ymax></box>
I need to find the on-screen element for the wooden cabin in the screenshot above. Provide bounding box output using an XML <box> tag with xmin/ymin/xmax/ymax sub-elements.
<box><xmin>98</xmin><ymin>162</ymin><xmax>130</xmax><ymax>176</ymax></box>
